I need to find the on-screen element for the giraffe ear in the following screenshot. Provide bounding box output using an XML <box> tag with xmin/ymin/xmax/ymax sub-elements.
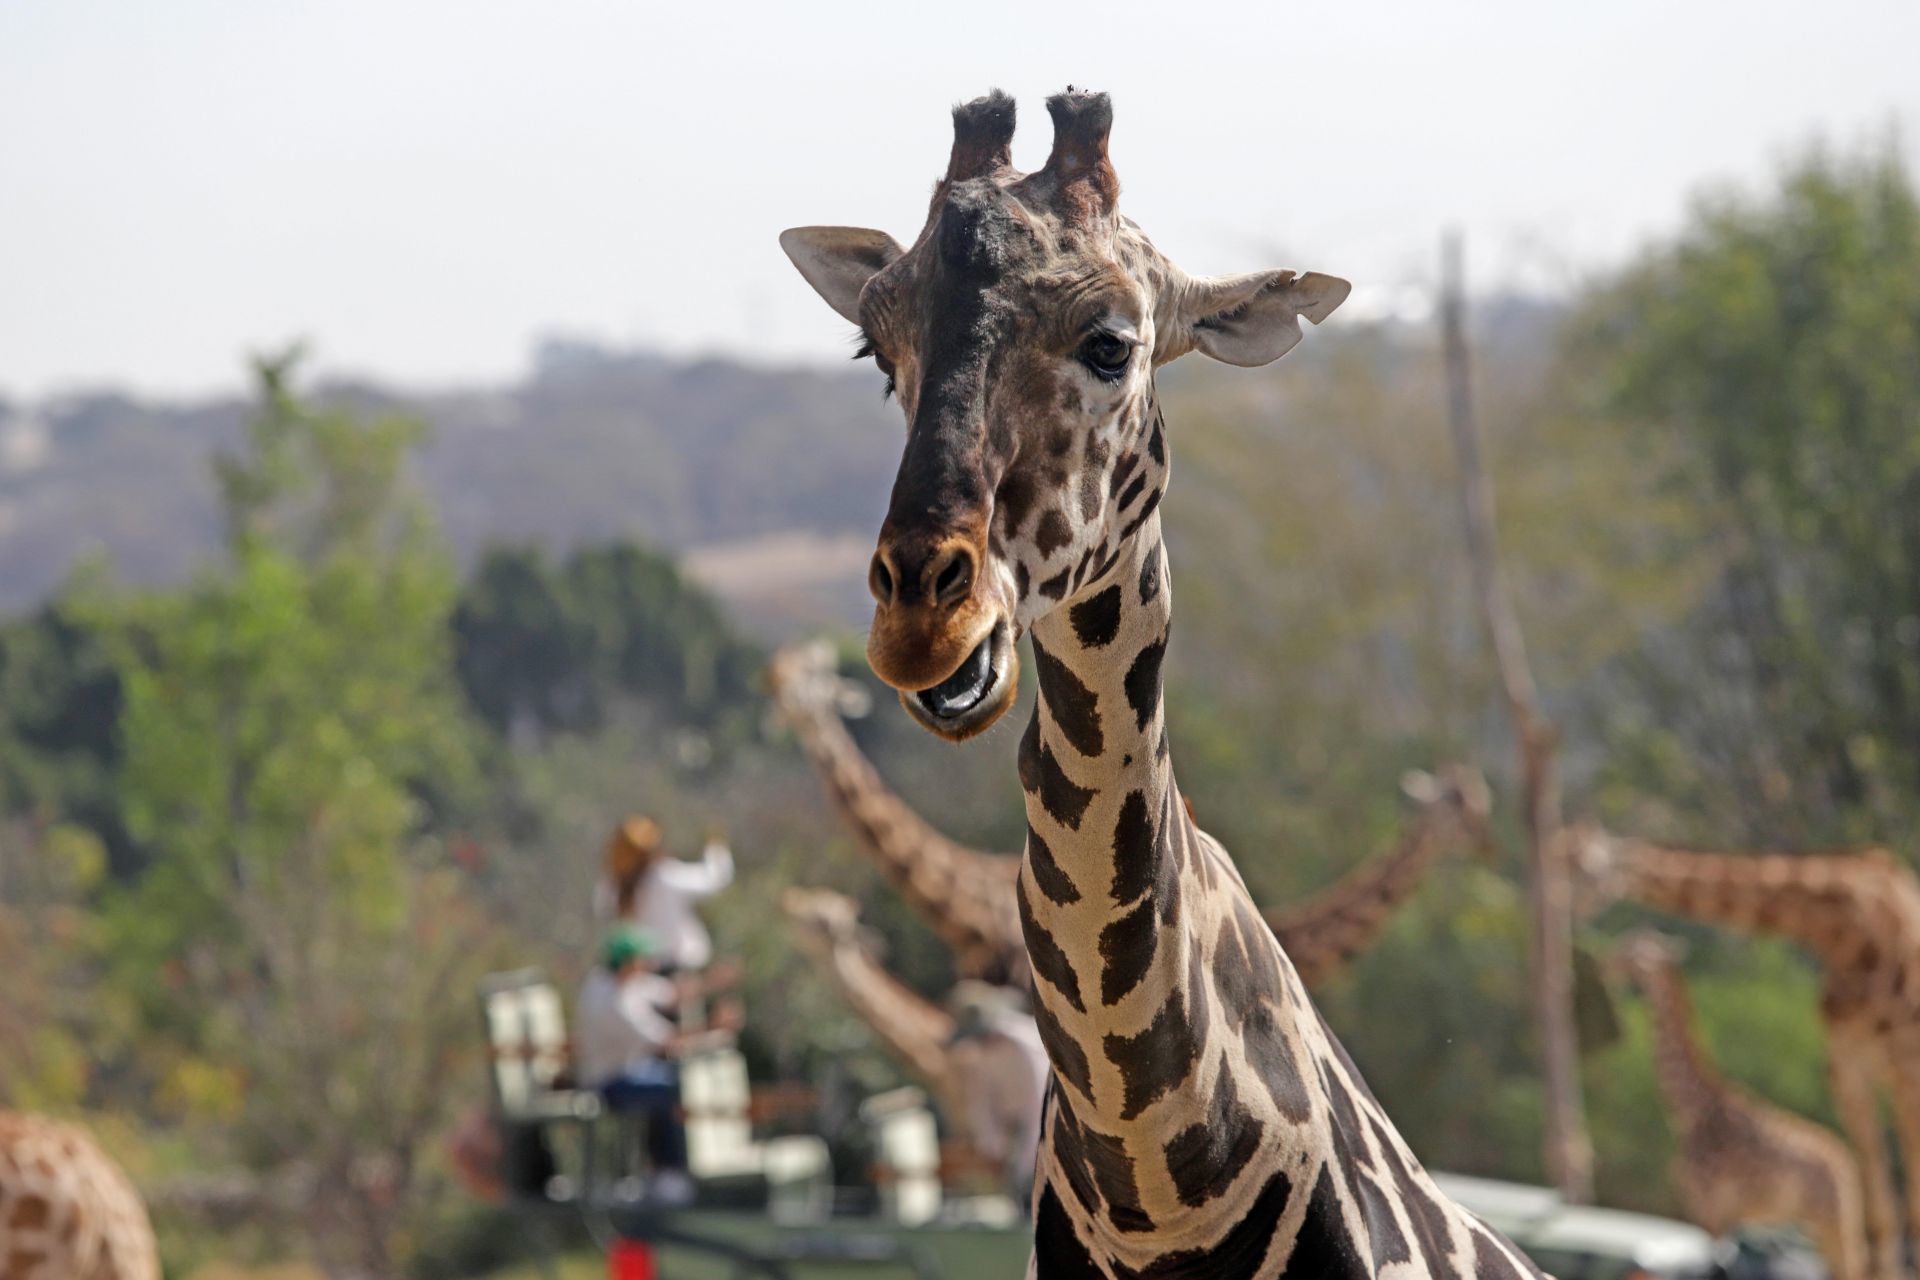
<box><xmin>1170</xmin><ymin>269</ymin><xmax>1351</xmax><ymax>367</ymax></box>
<box><xmin>779</xmin><ymin>226</ymin><xmax>906</xmax><ymax>325</ymax></box>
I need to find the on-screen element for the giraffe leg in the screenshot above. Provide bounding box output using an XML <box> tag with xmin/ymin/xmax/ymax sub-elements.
<box><xmin>1889</xmin><ymin>1059</ymin><xmax>1920</xmax><ymax>1276</ymax></box>
<box><xmin>1672</xmin><ymin>1158</ymin><xmax>1733</xmax><ymax>1238</ymax></box>
<box><xmin>1818</xmin><ymin>1139</ymin><xmax>1875</xmax><ymax>1280</ymax></box>
<box><xmin>1813</xmin><ymin>1212</ymin><xmax>1870</xmax><ymax>1280</ymax></box>
<box><xmin>1819</xmin><ymin>1230</ymin><xmax>1860</xmax><ymax>1280</ymax></box>
<box><xmin>1830</xmin><ymin>1051</ymin><xmax>1907</xmax><ymax>1280</ymax></box>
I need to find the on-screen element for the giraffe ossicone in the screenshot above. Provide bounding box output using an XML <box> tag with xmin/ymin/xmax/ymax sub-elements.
<box><xmin>782</xmin><ymin>87</ymin><xmax>1540</xmax><ymax>1278</ymax></box>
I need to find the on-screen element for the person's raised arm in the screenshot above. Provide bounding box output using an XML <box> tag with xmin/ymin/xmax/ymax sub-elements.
<box><xmin>653</xmin><ymin>836</ymin><xmax>734</xmax><ymax>898</ymax></box>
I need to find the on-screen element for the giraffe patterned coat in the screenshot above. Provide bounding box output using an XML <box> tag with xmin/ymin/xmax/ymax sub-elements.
<box><xmin>0</xmin><ymin>1112</ymin><xmax>158</xmax><ymax>1280</ymax></box>
<box><xmin>781</xmin><ymin>86</ymin><xmax>1542</xmax><ymax>1279</ymax></box>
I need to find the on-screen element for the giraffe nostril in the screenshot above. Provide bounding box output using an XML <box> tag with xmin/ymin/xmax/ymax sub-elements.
<box><xmin>870</xmin><ymin>555</ymin><xmax>896</xmax><ymax>605</ymax></box>
<box><xmin>934</xmin><ymin>555</ymin><xmax>969</xmax><ymax>602</ymax></box>
<box><xmin>927</xmin><ymin>544</ymin><xmax>976</xmax><ymax>607</ymax></box>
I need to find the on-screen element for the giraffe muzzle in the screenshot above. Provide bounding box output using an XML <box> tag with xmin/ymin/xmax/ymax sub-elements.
<box><xmin>897</xmin><ymin>617</ymin><xmax>1018</xmax><ymax>741</ymax></box>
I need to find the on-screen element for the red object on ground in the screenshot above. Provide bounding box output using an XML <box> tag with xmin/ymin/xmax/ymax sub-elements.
<box><xmin>609</xmin><ymin>1239</ymin><xmax>656</xmax><ymax>1280</ymax></box>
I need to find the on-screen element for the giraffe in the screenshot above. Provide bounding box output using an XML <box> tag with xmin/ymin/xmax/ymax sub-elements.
<box><xmin>767</xmin><ymin>641</ymin><xmax>1028</xmax><ymax>988</ymax></box>
<box><xmin>1608</xmin><ymin>930</ymin><xmax>1868</xmax><ymax>1280</ymax></box>
<box><xmin>0</xmin><ymin>1111</ymin><xmax>159</xmax><ymax>1280</ymax></box>
<box><xmin>778</xmin><ymin>885</ymin><xmax>975</xmax><ymax>1136</ymax></box>
<box><xmin>780</xmin><ymin>885</ymin><xmax>1047</xmax><ymax>1195</ymax></box>
<box><xmin>1264</xmin><ymin>767</ymin><xmax>1492</xmax><ymax>990</ymax></box>
<box><xmin>769</xmin><ymin>640</ymin><xmax>1491</xmax><ymax>992</ymax></box>
<box><xmin>1568</xmin><ymin>824</ymin><xmax>1920</xmax><ymax>1278</ymax></box>
<box><xmin>781</xmin><ymin>87</ymin><xmax>1540</xmax><ymax>1277</ymax></box>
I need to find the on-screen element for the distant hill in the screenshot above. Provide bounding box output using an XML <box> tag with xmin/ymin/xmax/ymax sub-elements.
<box><xmin>0</xmin><ymin>341</ymin><xmax>901</xmax><ymax>630</ymax></box>
<box><xmin>0</xmin><ymin>305</ymin><xmax>1558</xmax><ymax>633</ymax></box>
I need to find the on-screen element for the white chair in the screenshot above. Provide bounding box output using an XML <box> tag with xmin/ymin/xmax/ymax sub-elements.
<box><xmin>860</xmin><ymin>1087</ymin><xmax>942</xmax><ymax>1227</ymax></box>
<box><xmin>477</xmin><ymin>969</ymin><xmax>602</xmax><ymax>1202</ymax></box>
<box><xmin>681</xmin><ymin>1045</ymin><xmax>832</xmax><ymax>1223</ymax></box>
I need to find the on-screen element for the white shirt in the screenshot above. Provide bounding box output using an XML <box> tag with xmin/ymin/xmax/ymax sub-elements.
<box><xmin>593</xmin><ymin>841</ymin><xmax>734</xmax><ymax>970</ymax></box>
<box><xmin>574</xmin><ymin>967</ymin><xmax>679</xmax><ymax>1087</ymax></box>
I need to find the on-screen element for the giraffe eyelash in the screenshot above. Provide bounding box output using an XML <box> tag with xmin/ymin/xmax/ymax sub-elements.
<box><xmin>853</xmin><ymin>334</ymin><xmax>897</xmax><ymax>402</ymax></box>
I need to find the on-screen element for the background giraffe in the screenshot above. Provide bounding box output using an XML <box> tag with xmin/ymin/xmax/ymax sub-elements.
<box><xmin>1571</xmin><ymin>824</ymin><xmax>1920</xmax><ymax>1277</ymax></box>
<box><xmin>1609</xmin><ymin>931</ymin><xmax>1868</xmax><ymax>1280</ymax></box>
<box><xmin>781</xmin><ymin>885</ymin><xmax>1047</xmax><ymax>1197</ymax></box>
<box><xmin>768</xmin><ymin>640</ymin><xmax>1492</xmax><ymax>993</ymax></box>
<box><xmin>781</xmin><ymin>86</ymin><xmax>1540</xmax><ymax>1276</ymax></box>
<box><xmin>767</xmin><ymin>641</ymin><xmax>1028</xmax><ymax>988</ymax></box>
<box><xmin>778</xmin><ymin>886</ymin><xmax>975</xmax><ymax>1137</ymax></box>
<box><xmin>1265</xmin><ymin>766</ymin><xmax>1491</xmax><ymax>989</ymax></box>
<box><xmin>0</xmin><ymin>1111</ymin><xmax>158</xmax><ymax>1280</ymax></box>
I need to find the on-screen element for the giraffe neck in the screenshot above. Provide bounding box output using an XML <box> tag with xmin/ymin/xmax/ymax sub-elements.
<box><xmin>1012</xmin><ymin>439</ymin><xmax>1539</xmax><ymax>1272</ymax></box>
<box><xmin>789</xmin><ymin>698</ymin><xmax>963</xmax><ymax>885</ymax></box>
<box><xmin>1618</xmin><ymin>842</ymin><xmax>1884</xmax><ymax>964</ymax></box>
<box><xmin>1019</xmin><ymin>513</ymin><xmax>1203</xmax><ymax>1140</ymax></box>
<box><xmin>785</xmin><ymin>697</ymin><xmax>1014</xmax><ymax>967</ymax></box>
<box><xmin>1268</xmin><ymin>789</ymin><xmax>1475</xmax><ymax>987</ymax></box>
<box><xmin>1631</xmin><ymin>959</ymin><xmax>1724</xmax><ymax>1137</ymax></box>
<box><xmin>818</xmin><ymin>934</ymin><xmax>962</xmax><ymax>1102</ymax></box>
<box><xmin>0</xmin><ymin>1111</ymin><xmax>159</xmax><ymax>1280</ymax></box>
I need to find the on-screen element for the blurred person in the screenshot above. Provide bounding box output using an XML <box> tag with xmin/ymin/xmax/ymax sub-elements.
<box><xmin>946</xmin><ymin>981</ymin><xmax>1048</xmax><ymax>1208</ymax></box>
<box><xmin>575</xmin><ymin>926</ymin><xmax>741</xmax><ymax>1203</ymax></box>
<box><xmin>594</xmin><ymin>816</ymin><xmax>733</xmax><ymax>973</ymax></box>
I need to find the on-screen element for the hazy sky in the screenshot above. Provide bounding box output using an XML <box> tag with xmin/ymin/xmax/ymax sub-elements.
<box><xmin>4</xmin><ymin>1</ymin><xmax>1916</xmax><ymax>400</ymax></box>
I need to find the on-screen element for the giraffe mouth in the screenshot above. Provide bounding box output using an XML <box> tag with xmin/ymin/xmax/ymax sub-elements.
<box><xmin>902</xmin><ymin>619</ymin><xmax>1018</xmax><ymax>740</ymax></box>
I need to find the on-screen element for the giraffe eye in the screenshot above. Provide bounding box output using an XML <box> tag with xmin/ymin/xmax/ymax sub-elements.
<box><xmin>1079</xmin><ymin>332</ymin><xmax>1132</xmax><ymax>382</ymax></box>
<box><xmin>854</xmin><ymin>334</ymin><xmax>898</xmax><ymax>401</ymax></box>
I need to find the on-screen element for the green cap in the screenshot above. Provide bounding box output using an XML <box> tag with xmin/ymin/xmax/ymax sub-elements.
<box><xmin>602</xmin><ymin>925</ymin><xmax>660</xmax><ymax>971</ymax></box>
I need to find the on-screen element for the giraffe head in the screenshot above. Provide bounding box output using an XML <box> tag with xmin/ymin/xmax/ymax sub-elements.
<box><xmin>1606</xmin><ymin>927</ymin><xmax>1687</xmax><ymax>994</ymax></box>
<box><xmin>1401</xmin><ymin>763</ymin><xmax>1496</xmax><ymax>860</ymax></box>
<box><xmin>782</xmin><ymin>88</ymin><xmax>1348</xmax><ymax>740</ymax></box>
<box><xmin>766</xmin><ymin>640</ymin><xmax>874</xmax><ymax>722</ymax></box>
<box><xmin>780</xmin><ymin>885</ymin><xmax>879</xmax><ymax>959</ymax></box>
<box><xmin>1560</xmin><ymin>818</ymin><xmax>1631</xmax><ymax>919</ymax></box>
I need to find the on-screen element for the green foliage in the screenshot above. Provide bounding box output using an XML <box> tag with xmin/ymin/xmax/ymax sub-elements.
<box><xmin>452</xmin><ymin>542</ymin><xmax>759</xmax><ymax>739</ymax></box>
<box><xmin>114</xmin><ymin>543</ymin><xmax>466</xmax><ymax>940</ymax></box>
<box><xmin>98</xmin><ymin>353</ymin><xmax>508</xmax><ymax>1276</ymax></box>
<box><xmin>0</xmin><ymin>590</ymin><xmax>129</xmax><ymax>870</ymax></box>
<box><xmin>1578</xmin><ymin>145</ymin><xmax>1920</xmax><ymax>846</ymax></box>
<box><xmin>1319</xmin><ymin>867</ymin><xmax>1543</xmax><ymax>1181</ymax></box>
<box><xmin>218</xmin><ymin>347</ymin><xmax>434</xmax><ymax>563</ymax></box>
<box><xmin>0</xmin><ymin>821</ymin><xmax>114</xmax><ymax>1110</ymax></box>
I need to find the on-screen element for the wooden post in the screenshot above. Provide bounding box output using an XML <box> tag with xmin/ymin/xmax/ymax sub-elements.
<box><xmin>1439</xmin><ymin>231</ymin><xmax>1594</xmax><ymax>1203</ymax></box>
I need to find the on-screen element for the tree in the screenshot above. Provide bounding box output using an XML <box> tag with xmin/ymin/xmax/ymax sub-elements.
<box><xmin>452</xmin><ymin>541</ymin><xmax>759</xmax><ymax>740</ymax></box>
<box><xmin>0</xmin><ymin>593</ymin><xmax>131</xmax><ymax>872</ymax></box>
<box><xmin>0</xmin><ymin>819</ymin><xmax>113</xmax><ymax>1111</ymax></box>
<box><xmin>1579</xmin><ymin>145</ymin><xmax>1920</xmax><ymax>848</ymax></box>
<box><xmin>451</xmin><ymin>547</ymin><xmax>588</xmax><ymax>735</ymax></box>
<box><xmin>104</xmin><ymin>353</ymin><xmax>507</xmax><ymax>1277</ymax></box>
<box><xmin>1442</xmin><ymin>233</ymin><xmax>1591</xmax><ymax>1201</ymax></box>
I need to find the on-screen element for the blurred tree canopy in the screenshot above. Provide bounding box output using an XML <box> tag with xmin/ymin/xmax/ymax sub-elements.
<box><xmin>1579</xmin><ymin>146</ymin><xmax>1920</xmax><ymax>848</ymax></box>
<box><xmin>0</xmin><ymin>599</ymin><xmax>128</xmax><ymax>869</ymax></box>
<box><xmin>453</xmin><ymin>541</ymin><xmax>759</xmax><ymax>740</ymax></box>
<box><xmin>92</xmin><ymin>353</ymin><xmax>508</xmax><ymax>1276</ymax></box>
